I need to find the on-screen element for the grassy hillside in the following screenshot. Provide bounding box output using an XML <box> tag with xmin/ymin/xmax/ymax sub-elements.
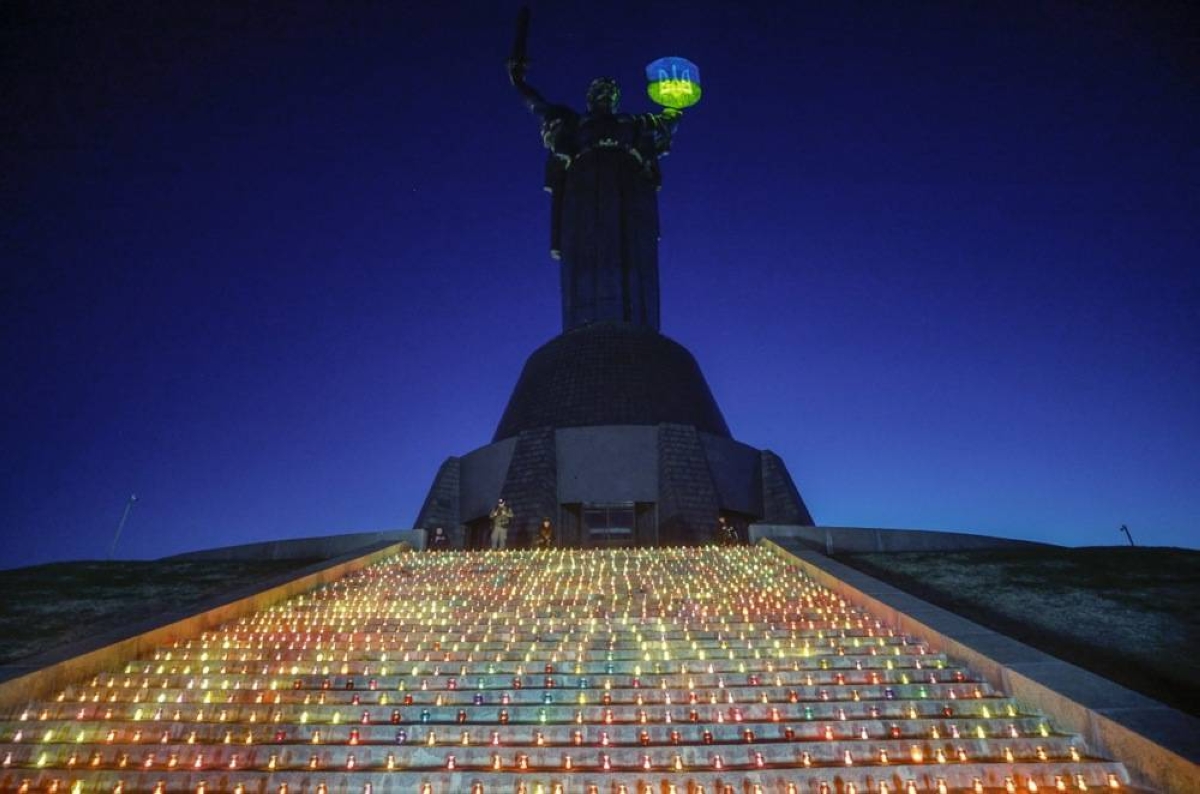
<box><xmin>837</xmin><ymin>546</ymin><xmax>1200</xmax><ymax>716</ymax></box>
<box><xmin>0</xmin><ymin>559</ymin><xmax>320</xmax><ymax>665</ymax></box>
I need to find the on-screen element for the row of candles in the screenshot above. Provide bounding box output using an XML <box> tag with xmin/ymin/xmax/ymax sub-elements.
<box><xmin>0</xmin><ymin>773</ymin><xmax>1125</xmax><ymax>794</ymax></box>
<box><xmin>4</xmin><ymin>724</ymin><xmax>1062</xmax><ymax>749</ymax></box>
<box><xmin>4</xmin><ymin>743</ymin><xmax>1094</xmax><ymax>773</ymax></box>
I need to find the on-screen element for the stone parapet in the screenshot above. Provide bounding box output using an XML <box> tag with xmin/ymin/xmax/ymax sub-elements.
<box><xmin>751</xmin><ymin>524</ymin><xmax>1051</xmax><ymax>554</ymax></box>
<box><xmin>763</xmin><ymin>539</ymin><xmax>1199</xmax><ymax>793</ymax></box>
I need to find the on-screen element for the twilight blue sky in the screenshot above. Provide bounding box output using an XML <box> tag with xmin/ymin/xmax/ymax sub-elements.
<box><xmin>3</xmin><ymin>1</ymin><xmax>1197</xmax><ymax>568</ymax></box>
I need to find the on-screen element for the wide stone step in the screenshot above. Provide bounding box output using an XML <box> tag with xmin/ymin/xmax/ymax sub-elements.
<box><xmin>38</xmin><ymin>690</ymin><xmax>1013</xmax><ymax>716</ymax></box>
<box><xmin>3</xmin><ymin>715</ymin><xmax>1060</xmax><ymax>748</ymax></box>
<box><xmin>1</xmin><ymin>735</ymin><xmax>1099</xmax><ymax>768</ymax></box>
<box><xmin>0</xmin><ymin>765</ymin><xmax>1134</xmax><ymax>793</ymax></box>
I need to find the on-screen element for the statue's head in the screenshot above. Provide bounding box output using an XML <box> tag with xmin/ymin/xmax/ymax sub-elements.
<box><xmin>586</xmin><ymin>77</ymin><xmax>620</xmax><ymax>113</ymax></box>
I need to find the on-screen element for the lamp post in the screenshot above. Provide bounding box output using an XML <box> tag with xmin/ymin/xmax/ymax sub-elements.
<box><xmin>107</xmin><ymin>494</ymin><xmax>138</xmax><ymax>559</ymax></box>
<box><xmin>1118</xmin><ymin>523</ymin><xmax>1136</xmax><ymax>547</ymax></box>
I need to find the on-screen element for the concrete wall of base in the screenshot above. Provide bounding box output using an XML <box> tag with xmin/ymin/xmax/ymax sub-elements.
<box><xmin>460</xmin><ymin>436</ymin><xmax>518</xmax><ymax>519</ymax></box>
<box><xmin>557</xmin><ymin>425</ymin><xmax>658</xmax><ymax>503</ymax></box>
<box><xmin>426</xmin><ymin>425</ymin><xmax>814</xmax><ymax>544</ymax></box>
<box><xmin>700</xmin><ymin>432</ymin><xmax>763</xmax><ymax>516</ymax></box>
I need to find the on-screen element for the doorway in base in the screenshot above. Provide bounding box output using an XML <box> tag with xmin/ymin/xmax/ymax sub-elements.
<box><xmin>560</xmin><ymin>502</ymin><xmax>658</xmax><ymax>547</ymax></box>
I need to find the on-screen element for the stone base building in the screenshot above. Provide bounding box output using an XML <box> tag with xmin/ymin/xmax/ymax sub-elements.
<box><xmin>415</xmin><ymin>321</ymin><xmax>812</xmax><ymax>547</ymax></box>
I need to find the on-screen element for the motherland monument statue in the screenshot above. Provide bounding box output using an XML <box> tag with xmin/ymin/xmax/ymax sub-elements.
<box><xmin>506</xmin><ymin>7</ymin><xmax>700</xmax><ymax>333</ymax></box>
<box><xmin>414</xmin><ymin>10</ymin><xmax>814</xmax><ymax>547</ymax></box>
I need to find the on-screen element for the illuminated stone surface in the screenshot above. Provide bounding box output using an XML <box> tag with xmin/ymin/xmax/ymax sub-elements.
<box><xmin>0</xmin><ymin>547</ymin><xmax>1135</xmax><ymax>792</ymax></box>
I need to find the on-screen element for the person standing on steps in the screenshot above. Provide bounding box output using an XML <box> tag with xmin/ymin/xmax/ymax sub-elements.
<box><xmin>490</xmin><ymin>498</ymin><xmax>514</xmax><ymax>549</ymax></box>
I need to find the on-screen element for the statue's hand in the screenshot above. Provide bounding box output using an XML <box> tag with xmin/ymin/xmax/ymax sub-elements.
<box><xmin>540</xmin><ymin>117</ymin><xmax>564</xmax><ymax>149</ymax></box>
<box><xmin>661</xmin><ymin>107</ymin><xmax>682</xmax><ymax>121</ymax></box>
<box><xmin>507</xmin><ymin>57</ymin><xmax>529</xmax><ymax>85</ymax></box>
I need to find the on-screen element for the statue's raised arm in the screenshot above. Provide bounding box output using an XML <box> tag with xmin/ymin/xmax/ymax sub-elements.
<box><xmin>507</xmin><ymin>55</ymin><xmax>551</xmax><ymax>115</ymax></box>
<box><xmin>507</xmin><ymin>6</ymin><xmax>553</xmax><ymax>116</ymax></box>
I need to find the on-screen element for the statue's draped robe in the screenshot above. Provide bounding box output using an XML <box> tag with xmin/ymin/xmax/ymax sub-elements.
<box><xmin>532</xmin><ymin>104</ymin><xmax>677</xmax><ymax>332</ymax></box>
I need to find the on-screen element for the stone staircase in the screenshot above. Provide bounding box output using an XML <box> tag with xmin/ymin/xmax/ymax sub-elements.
<box><xmin>0</xmin><ymin>546</ymin><xmax>1138</xmax><ymax>792</ymax></box>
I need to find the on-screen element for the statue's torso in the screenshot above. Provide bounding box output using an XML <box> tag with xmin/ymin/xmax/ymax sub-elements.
<box><xmin>575</xmin><ymin>113</ymin><xmax>640</xmax><ymax>152</ymax></box>
<box><xmin>545</xmin><ymin>111</ymin><xmax>658</xmax><ymax>168</ymax></box>
<box><xmin>516</xmin><ymin>82</ymin><xmax>677</xmax><ymax>333</ymax></box>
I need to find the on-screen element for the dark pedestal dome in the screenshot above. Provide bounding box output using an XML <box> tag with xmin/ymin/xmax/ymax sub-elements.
<box><xmin>494</xmin><ymin>322</ymin><xmax>730</xmax><ymax>442</ymax></box>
